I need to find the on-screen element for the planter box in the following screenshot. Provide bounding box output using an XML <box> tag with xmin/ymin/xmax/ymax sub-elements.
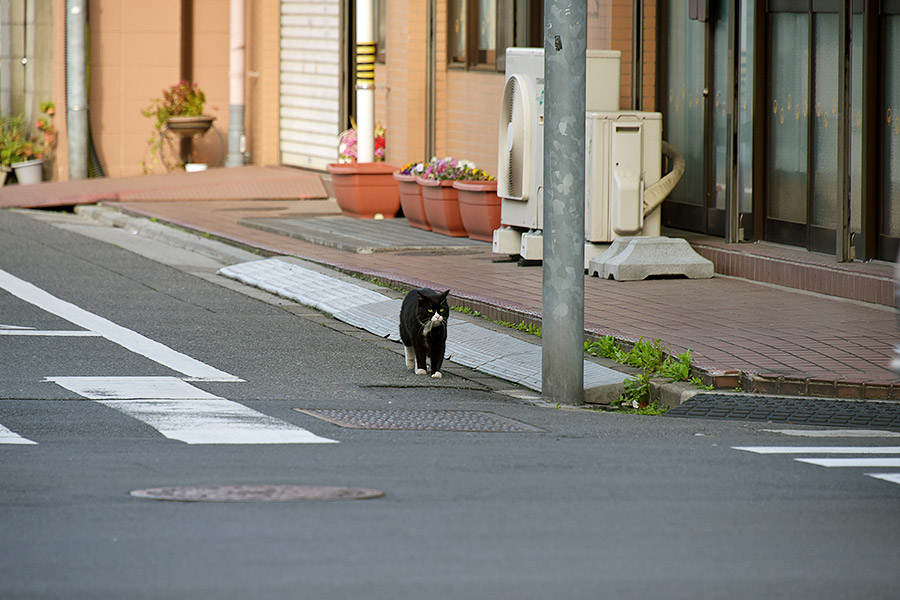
<box><xmin>417</xmin><ymin>178</ymin><xmax>468</xmax><ymax>237</ymax></box>
<box><xmin>11</xmin><ymin>158</ymin><xmax>44</xmax><ymax>185</ymax></box>
<box><xmin>454</xmin><ymin>180</ymin><xmax>500</xmax><ymax>242</ymax></box>
<box><xmin>394</xmin><ymin>172</ymin><xmax>430</xmax><ymax>230</ymax></box>
<box><xmin>326</xmin><ymin>162</ymin><xmax>401</xmax><ymax>219</ymax></box>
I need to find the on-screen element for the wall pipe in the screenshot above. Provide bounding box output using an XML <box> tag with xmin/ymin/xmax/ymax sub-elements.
<box><xmin>65</xmin><ymin>0</ymin><xmax>88</xmax><ymax>180</ymax></box>
<box><xmin>225</xmin><ymin>0</ymin><xmax>245</xmax><ymax>167</ymax></box>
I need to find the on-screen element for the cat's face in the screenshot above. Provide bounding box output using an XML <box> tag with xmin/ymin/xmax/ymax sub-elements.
<box><xmin>418</xmin><ymin>290</ymin><xmax>450</xmax><ymax>328</ymax></box>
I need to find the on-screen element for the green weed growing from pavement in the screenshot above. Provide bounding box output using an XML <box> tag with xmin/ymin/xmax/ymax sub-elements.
<box><xmin>452</xmin><ymin>306</ymin><xmax>542</xmax><ymax>338</ymax></box>
<box><xmin>584</xmin><ymin>336</ymin><xmax>711</xmax><ymax>413</ymax></box>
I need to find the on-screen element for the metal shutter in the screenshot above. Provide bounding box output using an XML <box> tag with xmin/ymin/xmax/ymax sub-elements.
<box><xmin>279</xmin><ymin>0</ymin><xmax>341</xmax><ymax>169</ymax></box>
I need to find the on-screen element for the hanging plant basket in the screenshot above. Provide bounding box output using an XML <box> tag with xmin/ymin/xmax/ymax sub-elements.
<box><xmin>166</xmin><ymin>115</ymin><xmax>215</xmax><ymax>137</ymax></box>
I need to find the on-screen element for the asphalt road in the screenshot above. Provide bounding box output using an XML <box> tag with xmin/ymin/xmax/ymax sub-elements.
<box><xmin>1</xmin><ymin>208</ymin><xmax>899</xmax><ymax>600</ymax></box>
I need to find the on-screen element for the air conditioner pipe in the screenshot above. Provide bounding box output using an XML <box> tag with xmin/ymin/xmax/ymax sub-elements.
<box><xmin>642</xmin><ymin>140</ymin><xmax>684</xmax><ymax>217</ymax></box>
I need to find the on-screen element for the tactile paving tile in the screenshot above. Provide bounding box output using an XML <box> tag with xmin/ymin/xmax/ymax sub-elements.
<box><xmin>666</xmin><ymin>393</ymin><xmax>900</xmax><ymax>430</ymax></box>
<box><xmin>333</xmin><ymin>299</ymin><xmax>403</xmax><ymax>341</ymax></box>
<box><xmin>295</xmin><ymin>408</ymin><xmax>544</xmax><ymax>432</ymax></box>
<box><xmin>219</xmin><ymin>258</ymin><xmax>389</xmax><ymax>313</ymax></box>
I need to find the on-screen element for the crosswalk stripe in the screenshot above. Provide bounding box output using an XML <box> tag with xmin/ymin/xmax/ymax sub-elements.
<box><xmin>47</xmin><ymin>376</ymin><xmax>338</xmax><ymax>445</ymax></box>
<box><xmin>794</xmin><ymin>458</ymin><xmax>900</xmax><ymax>468</ymax></box>
<box><xmin>0</xmin><ymin>268</ymin><xmax>241</xmax><ymax>382</ymax></box>
<box><xmin>100</xmin><ymin>399</ymin><xmax>338</xmax><ymax>445</ymax></box>
<box><xmin>733</xmin><ymin>445</ymin><xmax>900</xmax><ymax>487</ymax></box>
<box><xmin>0</xmin><ymin>423</ymin><xmax>37</xmax><ymax>445</ymax></box>
<box><xmin>734</xmin><ymin>446</ymin><xmax>900</xmax><ymax>454</ymax></box>
<box><xmin>866</xmin><ymin>473</ymin><xmax>900</xmax><ymax>485</ymax></box>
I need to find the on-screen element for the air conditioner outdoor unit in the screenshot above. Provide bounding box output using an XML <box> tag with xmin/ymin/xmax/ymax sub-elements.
<box><xmin>584</xmin><ymin>111</ymin><xmax>663</xmax><ymax>252</ymax></box>
<box><xmin>494</xmin><ymin>49</ymin><xmax>668</xmax><ymax>265</ymax></box>
<box><xmin>495</xmin><ymin>48</ymin><xmax>621</xmax><ymax>260</ymax></box>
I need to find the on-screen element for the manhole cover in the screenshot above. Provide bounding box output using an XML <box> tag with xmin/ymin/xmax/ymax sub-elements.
<box><xmin>295</xmin><ymin>408</ymin><xmax>543</xmax><ymax>432</ymax></box>
<box><xmin>666</xmin><ymin>394</ymin><xmax>900</xmax><ymax>430</ymax></box>
<box><xmin>129</xmin><ymin>485</ymin><xmax>384</xmax><ymax>502</ymax></box>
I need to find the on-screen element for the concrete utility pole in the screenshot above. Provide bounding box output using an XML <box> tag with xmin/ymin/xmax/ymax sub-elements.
<box><xmin>355</xmin><ymin>0</ymin><xmax>376</xmax><ymax>162</ymax></box>
<box><xmin>66</xmin><ymin>0</ymin><xmax>88</xmax><ymax>180</ymax></box>
<box><xmin>225</xmin><ymin>0</ymin><xmax>245</xmax><ymax>167</ymax></box>
<box><xmin>542</xmin><ymin>0</ymin><xmax>586</xmax><ymax>405</ymax></box>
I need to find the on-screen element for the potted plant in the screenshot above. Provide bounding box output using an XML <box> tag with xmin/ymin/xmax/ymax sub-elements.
<box><xmin>452</xmin><ymin>166</ymin><xmax>498</xmax><ymax>242</ymax></box>
<box><xmin>416</xmin><ymin>157</ymin><xmax>494</xmax><ymax>238</ymax></box>
<box><xmin>326</xmin><ymin>121</ymin><xmax>401</xmax><ymax>219</ymax></box>
<box><xmin>141</xmin><ymin>81</ymin><xmax>215</xmax><ymax>173</ymax></box>
<box><xmin>0</xmin><ymin>101</ymin><xmax>56</xmax><ymax>185</ymax></box>
<box><xmin>393</xmin><ymin>161</ymin><xmax>429</xmax><ymax>230</ymax></box>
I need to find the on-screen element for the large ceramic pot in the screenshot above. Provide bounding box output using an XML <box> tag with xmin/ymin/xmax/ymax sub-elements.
<box><xmin>326</xmin><ymin>162</ymin><xmax>401</xmax><ymax>219</ymax></box>
<box><xmin>394</xmin><ymin>172</ymin><xmax>430</xmax><ymax>231</ymax></box>
<box><xmin>11</xmin><ymin>158</ymin><xmax>44</xmax><ymax>185</ymax></box>
<box><xmin>417</xmin><ymin>178</ymin><xmax>468</xmax><ymax>237</ymax></box>
<box><xmin>454</xmin><ymin>179</ymin><xmax>500</xmax><ymax>242</ymax></box>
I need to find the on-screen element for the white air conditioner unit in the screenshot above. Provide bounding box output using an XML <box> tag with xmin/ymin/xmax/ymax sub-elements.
<box><xmin>584</xmin><ymin>111</ymin><xmax>663</xmax><ymax>246</ymax></box>
<box><xmin>495</xmin><ymin>48</ymin><xmax>621</xmax><ymax>260</ymax></box>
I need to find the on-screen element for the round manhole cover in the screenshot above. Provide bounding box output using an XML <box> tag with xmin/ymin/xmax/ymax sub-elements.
<box><xmin>129</xmin><ymin>485</ymin><xmax>384</xmax><ymax>503</ymax></box>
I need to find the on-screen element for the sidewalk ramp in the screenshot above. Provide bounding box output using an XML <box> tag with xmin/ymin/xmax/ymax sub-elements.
<box><xmin>219</xmin><ymin>257</ymin><xmax>629</xmax><ymax>401</ymax></box>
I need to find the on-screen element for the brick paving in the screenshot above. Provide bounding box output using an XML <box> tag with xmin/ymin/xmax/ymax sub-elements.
<box><xmin>3</xmin><ymin>166</ymin><xmax>898</xmax><ymax>398</ymax></box>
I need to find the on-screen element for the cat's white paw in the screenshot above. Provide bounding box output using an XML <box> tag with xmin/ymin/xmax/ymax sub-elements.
<box><xmin>404</xmin><ymin>347</ymin><xmax>415</xmax><ymax>370</ymax></box>
<box><xmin>431</xmin><ymin>371</ymin><xmax>442</xmax><ymax>379</ymax></box>
<box><xmin>415</xmin><ymin>368</ymin><xmax>427</xmax><ymax>375</ymax></box>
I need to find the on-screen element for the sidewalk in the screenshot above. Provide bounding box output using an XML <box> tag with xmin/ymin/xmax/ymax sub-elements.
<box><xmin>3</xmin><ymin>166</ymin><xmax>899</xmax><ymax>400</ymax></box>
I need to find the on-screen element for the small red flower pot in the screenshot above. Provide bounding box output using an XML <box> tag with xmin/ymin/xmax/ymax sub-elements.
<box><xmin>417</xmin><ymin>178</ymin><xmax>468</xmax><ymax>237</ymax></box>
<box><xmin>453</xmin><ymin>179</ymin><xmax>500</xmax><ymax>242</ymax></box>
<box><xmin>394</xmin><ymin>172</ymin><xmax>430</xmax><ymax>230</ymax></box>
<box><xmin>326</xmin><ymin>162</ymin><xmax>401</xmax><ymax>219</ymax></box>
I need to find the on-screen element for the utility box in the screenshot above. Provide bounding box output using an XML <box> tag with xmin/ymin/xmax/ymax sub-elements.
<box><xmin>585</xmin><ymin>111</ymin><xmax>663</xmax><ymax>243</ymax></box>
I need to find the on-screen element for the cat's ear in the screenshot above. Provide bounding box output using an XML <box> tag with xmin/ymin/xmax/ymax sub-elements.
<box><xmin>416</xmin><ymin>289</ymin><xmax>430</xmax><ymax>302</ymax></box>
<box><xmin>437</xmin><ymin>290</ymin><xmax>450</xmax><ymax>303</ymax></box>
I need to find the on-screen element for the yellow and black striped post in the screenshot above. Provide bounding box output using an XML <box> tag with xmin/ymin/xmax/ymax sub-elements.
<box><xmin>356</xmin><ymin>42</ymin><xmax>376</xmax><ymax>90</ymax></box>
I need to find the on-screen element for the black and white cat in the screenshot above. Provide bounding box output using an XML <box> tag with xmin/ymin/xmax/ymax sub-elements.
<box><xmin>399</xmin><ymin>288</ymin><xmax>450</xmax><ymax>378</ymax></box>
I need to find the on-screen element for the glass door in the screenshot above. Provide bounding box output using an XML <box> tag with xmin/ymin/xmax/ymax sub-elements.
<box><xmin>661</xmin><ymin>0</ymin><xmax>731</xmax><ymax>236</ymax></box>
<box><xmin>764</xmin><ymin>2</ymin><xmax>863</xmax><ymax>254</ymax></box>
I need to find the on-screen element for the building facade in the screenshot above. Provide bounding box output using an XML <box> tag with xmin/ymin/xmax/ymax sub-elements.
<box><xmin>6</xmin><ymin>0</ymin><xmax>898</xmax><ymax>262</ymax></box>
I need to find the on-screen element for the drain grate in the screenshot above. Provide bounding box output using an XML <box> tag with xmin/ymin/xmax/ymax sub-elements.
<box><xmin>295</xmin><ymin>408</ymin><xmax>543</xmax><ymax>433</ymax></box>
<box><xmin>666</xmin><ymin>394</ymin><xmax>900</xmax><ymax>431</ymax></box>
<box><xmin>130</xmin><ymin>485</ymin><xmax>384</xmax><ymax>502</ymax></box>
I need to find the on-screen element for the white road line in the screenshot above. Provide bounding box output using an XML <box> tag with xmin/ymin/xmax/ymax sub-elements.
<box><xmin>48</xmin><ymin>376</ymin><xmax>337</xmax><ymax>445</ymax></box>
<box><xmin>0</xmin><ymin>330</ymin><xmax>102</xmax><ymax>337</ymax></box>
<box><xmin>0</xmin><ymin>268</ymin><xmax>241</xmax><ymax>382</ymax></box>
<box><xmin>794</xmin><ymin>458</ymin><xmax>900</xmax><ymax>468</ymax></box>
<box><xmin>0</xmin><ymin>423</ymin><xmax>37</xmax><ymax>445</ymax></box>
<box><xmin>734</xmin><ymin>446</ymin><xmax>900</xmax><ymax>455</ymax></box>
<box><xmin>762</xmin><ymin>429</ymin><xmax>900</xmax><ymax>438</ymax></box>
<box><xmin>866</xmin><ymin>473</ymin><xmax>900</xmax><ymax>485</ymax></box>
<box><xmin>45</xmin><ymin>376</ymin><xmax>221</xmax><ymax>399</ymax></box>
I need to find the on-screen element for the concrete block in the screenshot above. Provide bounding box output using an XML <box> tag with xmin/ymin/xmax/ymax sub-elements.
<box><xmin>587</xmin><ymin>236</ymin><xmax>714</xmax><ymax>281</ymax></box>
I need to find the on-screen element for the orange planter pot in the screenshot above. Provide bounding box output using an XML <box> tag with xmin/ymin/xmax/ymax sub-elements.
<box><xmin>326</xmin><ymin>162</ymin><xmax>401</xmax><ymax>219</ymax></box>
<box><xmin>394</xmin><ymin>172</ymin><xmax>430</xmax><ymax>231</ymax></box>
<box><xmin>454</xmin><ymin>180</ymin><xmax>500</xmax><ymax>242</ymax></box>
<box><xmin>417</xmin><ymin>178</ymin><xmax>468</xmax><ymax>237</ymax></box>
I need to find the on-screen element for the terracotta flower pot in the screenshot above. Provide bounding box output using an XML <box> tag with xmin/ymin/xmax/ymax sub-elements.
<box><xmin>326</xmin><ymin>162</ymin><xmax>401</xmax><ymax>219</ymax></box>
<box><xmin>417</xmin><ymin>178</ymin><xmax>468</xmax><ymax>237</ymax></box>
<box><xmin>453</xmin><ymin>179</ymin><xmax>500</xmax><ymax>242</ymax></box>
<box><xmin>394</xmin><ymin>172</ymin><xmax>430</xmax><ymax>230</ymax></box>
